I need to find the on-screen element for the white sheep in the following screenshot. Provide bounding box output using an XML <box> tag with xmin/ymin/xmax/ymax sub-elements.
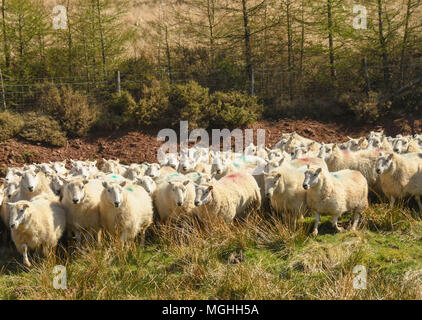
<box><xmin>16</xmin><ymin>169</ymin><xmax>57</xmax><ymax>201</ymax></box>
<box><xmin>376</xmin><ymin>152</ymin><xmax>422</xmax><ymax>210</ymax></box>
<box><xmin>194</xmin><ymin>172</ymin><xmax>261</xmax><ymax>223</ymax></box>
<box><xmin>99</xmin><ymin>181</ymin><xmax>153</xmax><ymax>244</ymax></box>
<box><xmin>303</xmin><ymin>166</ymin><xmax>368</xmax><ymax>236</ymax></box>
<box><xmin>61</xmin><ymin>178</ymin><xmax>103</xmax><ymax>243</ymax></box>
<box><xmin>264</xmin><ymin>162</ymin><xmax>308</xmax><ymax>224</ymax></box>
<box><xmin>154</xmin><ymin>177</ymin><xmax>196</xmax><ymax>222</ymax></box>
<box><xmin>7</xmin><ymin>197</ymin><xmax>66</xmax><ymax>267</ymax></box>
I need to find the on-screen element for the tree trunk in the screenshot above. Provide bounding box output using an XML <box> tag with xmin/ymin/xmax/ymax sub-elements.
<box><xmin>327</xmin><ymin>0</ymin><xmax>336</xmax><ymax>82</ymax></box>
<box><xmin>1</xmin><ymin>0</ymin><xmax>10</xmax><ymax>69</ymax></box>
<box><xmin>95</xmin><ymin>0</ymin><xmax>107</xmax><ymax>77</ymax></box>
<box><xmin>241</xmin><ymin>0</ymin><xmax>254</xmax><ymax>95</ymax></box>
<box><xmin>377</xmin><ymin>0</ymin><xmax>390</xmax><ymax>91</ymax></box>
<box><xmin>399</xmin><ymin>0</ymin><xmax>412</xmax><ymax>86</ymax></box>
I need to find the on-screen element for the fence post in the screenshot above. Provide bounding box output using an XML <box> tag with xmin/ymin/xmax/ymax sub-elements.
<box><xmin>115</xmin><ymin>70</ymin><xmax>121</xmax><ymax>96</ymax></box>
<box><xmin>250</xmin><ymin>65</ymin><xmax>255</xmax><ymax>96</ymax></box>
<box><xmin>0</xmin><ymin>66</ymin><xmax>6</xmax><ymax>111</ymax></box>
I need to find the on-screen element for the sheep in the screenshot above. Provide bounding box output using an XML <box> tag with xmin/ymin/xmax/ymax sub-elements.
<box><xmin>393</xmin><ymin>137</ymin><xmax>422</xmax><ymax>154</ymax></box>
<box><xmin>264</xmin><ymin>162</ymin><xmax>308</xmax><ymax>225</ymax></box>
<box><xmin>61</xmin><ymin>178</ymin><xmax>103</xmax><ymax>243</ymax></box>
<box><xmin>145</xmin><ymin>163</ymin><xmax>161</xmax><ymax>179</ymax></box>
<box><xmin>321</xmin><ymin>144</ymin><xmax>383</xmax><ymax>193</ymax></box>
<box><xmin>345</xmin><ymin>137</ymin><xmax>368</xmax><ymax>151</ymax></box>
<box><xmin>135</xmin><ymin>175</ymin><xmax>157</xmax><ymax>195</ymax></box>
<box><xmin>303</xmin><ymin>166</ymin><xmax>368</xmax><ymax>236</ymax></box>
<box><xmin>376</xmin><ymin>152</ymin><xmax>422</xmax><ymax>210</ymax></box>
<box><xmin>124</xmin><ymin>163</ymin><xmax>147</xmax><ymax>180</ymax></box>
<box><xmin>154</xmin><ymin>177</ymin><xmax>197</xmax><ymax>222</ymax></box>
<box><xmin>16</xmin><ymin>169</ymin><xmax>57</xmax><ymax>201</ymax></box>
<box><xmin>100</xmin><ymin>159</ymin><xmax>126</xmax><ymax>176</ymax></box>
<box><xmin>50</xmin><ymin>160</ymin><xmax>67</xmax><ymax>175</ymax></box>
<box><xmin>194</xmin><ymin>172</ymin><xmax>261</xmax><ymax>223</ymax></box>
<box><xmin>99</xmin><ymin>181</ymin><xmax>153</xmax><ymax>244</ymax></box>
<box><xmin>7</xmin><ymin>197</ymin><xmax>66</xmax><ymax>267</ymax></box>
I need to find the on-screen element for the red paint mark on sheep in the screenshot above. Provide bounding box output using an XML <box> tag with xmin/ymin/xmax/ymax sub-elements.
<box><xmin>226</xmin><ymin>174</ymin><xmax>238</xmax><ymax>179</ymax></box>
<box><xmin>299</xmin><ymin>158</ymin><xmax>309</xmax><ymax>162</ymax></box>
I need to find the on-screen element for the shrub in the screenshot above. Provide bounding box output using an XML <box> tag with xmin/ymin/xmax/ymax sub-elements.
<box><xmin>109</xmin><ymin>90</ymin><xmax>137</xmax><ymax>116</ymax></box>
<box><xmin>20</xmin><ymin>112</ymin><xmax>67</xmax><ymax>147</ymax></box>
<box><xmin>0</xmin><ymin>111</ymin><xmax>24</xmax><ymax>141</ymax></box>
<box><xmin>343</xmin><ymin>91</ymin><xmax>384</xmax><ymax>123</ymax></box>
<box><xmin>129</xmin><ymin>79</ymin><xmax>170</xmax><ymax>127</ymax></box>
<box><xmin>37</xmin><ymin>83</ymin><xmax>97</xmax><ymax>137</ymax></box>
<box><xmin>167</xmin><ymin>81</ymin><xmax>209</xmax><ymax>129</ymax></box>
<box><xmin>207</xmin><ymin>91</ymin><xmax>263</xmax><ymax>128</ymax></box>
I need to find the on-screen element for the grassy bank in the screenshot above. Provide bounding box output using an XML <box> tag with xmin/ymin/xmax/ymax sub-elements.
<box><xmin>0</xmin><ymin>203</ymin><xmax>422</xmax><ymax>300</ymax></box>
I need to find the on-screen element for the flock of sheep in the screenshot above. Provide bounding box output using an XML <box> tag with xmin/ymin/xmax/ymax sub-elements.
<box><xmin>1</xmin><ymin>130</ymin><xmax>422</xmax><ymax>266</ymax></box>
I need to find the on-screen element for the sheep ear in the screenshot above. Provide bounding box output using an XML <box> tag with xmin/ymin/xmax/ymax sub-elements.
<box><xmin>82</xmin><ymin>179</ymin><xmax>89</xmax><ymax>185</ymax></box>
<box><xmin>276</xmin><ymin>173</ymin><xmax>282</xmax><ymax>178</ymax></box>
<box><xmin>307</xmin><ymin>164</ymin><xmax>310</xmax><ymax>169</ymax></box>
<box><xmin>183</xmin><ymin>180</ymin><xmax>190</xmax><ymax>186</ymax></box>
<box><xmin>316</xmin><ymin>168</ymin><xmax>322</xmax><ymax>174</ymax></box>
<box><xmin>207</xmin><ymin>186</ymin><xmax>213</xmax><ymax>191</ymax></box>
<box><xmin>22</xmin><ymin>203</ymin><xmax>30</xmax><ymax>210</ymax></box>
<box><xmin>102</xmin><ymin>181</ymin><xmax>108</xmax><ymax>189</ymax></box>
<box><xmin>120</xmin><ymin>181</ymin><xmax>127</xmax><ymax>187</ymax></box>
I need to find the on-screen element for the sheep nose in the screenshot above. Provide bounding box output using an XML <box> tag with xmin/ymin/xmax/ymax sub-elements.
<box><xmin>394</xmin><ymin>149</ymin><xmax>399</xmax><ymax>152</ymax></box>
<box><xmin>10</xmin><ymin>224</ymin><xmax>15</xmax><ymax>229</ymax></box>
<box><xmin>183</xmin><ymin>167</ymin><xmax>187</xmax><ymax>171</ymax></box>
<box><xmin>8</xmin><ymin>194</ymin><xmax>12</xmax><ymax>199</ymax></box>
<box><xmin>28</xmin><ymin>186</ymin><xmax>34</xmax><ymax>192</ymax></box>
<box><xmin>376</xmin><ymin>169</ymin><xmax>381</xmax><ymax>174</ymax></box>
<box><xmin>177</xmin><ymin>202</ymin><xmax>182</xmax><ymax>206</ymax></box>
<box><xmin>266</xmin><ymin>193</ymin><xmax>271</xmax><ymax>197</ymax></box>
<box><xmin>303</xmin><ymin>184</ymin><xmax>308</xmax><ymax>190</ymax></box>
<box><xmin>194</xmin><ymin>201</ymin><xmax>200</xmax><ymax>206</ymax></box>
<box><xmin>73</xmin><ymin>199</ymin><xmax>79</xmax><ymax>204</ymax></box>
<box><xmin>114</xmin><ymin>202</ymin><xmax>120</xmax><ymax>208</ymax></box>
<box><xmin>217</xmin><ymin>170</ymin><xmax>221</xmax><ymax>174</ymax></box>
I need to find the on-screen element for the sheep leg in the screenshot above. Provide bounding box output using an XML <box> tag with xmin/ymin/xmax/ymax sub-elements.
<box><xmin>351</xmin><ymin>213</ymin><xmax>360</xmax><ymax>231</ymax></box>
<box><xmin>97</xmin><ymin>229</ymin><xmax>102</xmax><ymax>245</ymax></box>
<box><xmin>332</xmin><ymin>215</ymin><xmax>345</xmax><ymax>233</ymax></box>
<box><xmin>42</xmin><ymin>246</ymin><xmax>50</xmax><ymax>257</ymax></box>
<box><xmin>22</xmin><ymin>244</ymin><xmax>31</xmax><ymax>267</ymax></box>
<box><xmin>311</xmin><ymin>212</ymin><xmax>320</xmax><ymax>237</ymax></box>
<box><xmin>390</xmin><ymin>196</ymin><xmax>396</xmax><ymax>207</ymax></box>
<box><xmin>415</xmin><ymin>195</ymin><xmax>422</xmax><ymax>213</ymax></box>
<box><xmin>121</xmin><ymin>230</ymin><xmax>128</xmax><ymax>246</ymax></box>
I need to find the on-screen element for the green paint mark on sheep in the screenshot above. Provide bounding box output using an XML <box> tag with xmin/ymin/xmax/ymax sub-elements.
<box><xmin>331</xmin><ymin>173</ymin><xmax>340</xmax><ymax>179</ymax></box>
<box><xmin>126</xmin><ymin>187</ymin><xmax>134</xmax><ymax>192</ymax></box>
<box><xmin>112</xmin><ymin>175</ymin><xmax>118</xmax><ymax>179</ymax></box>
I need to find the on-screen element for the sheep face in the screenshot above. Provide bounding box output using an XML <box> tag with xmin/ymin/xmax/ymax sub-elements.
<box><xmin>264</xmin><ymin>158</ymin><xmax>284</xmax><ymax>174</ymax></box>
<box><xmin>21</xmin><ymin>170</ymin><xmax>39</xmax><ymax>193</ymax></box>
<box><xmin>268</xmin><ymin>150</ymin><xmax>282</xmax><ymax>160</ymax></box>
<box><xmin>178</xmin><ymin>157</ymin><xmax>196</xmax><ymax>173</ymax></box>
<box><xmin>393</xmin><ymin>138</ymin><xmax>409</xmax><ymax>154</ymax></box>
<box><xmin>8</xmin><ymin>201</ymin><xmax>30</xmax><ymax>230</ymax></box>
<box><xmin>291</xmin><ymin>147</ymin><xmax>305</xmax><ymax>160</ymax></box>
<box><xmin>5</xmin><ymin>168</ymin><xmax>21</xmax><ymax>183</ymax></box>
<box><xmin>376</xmin><ymin>154</ymin><xmax>393</xmax><ymax>174</ymax></box>
<box><xmin>167</xmin><ymin>155</ymin><xmax>179</xmax><ymax>169</ymax></box>
<box><xmin>102</xmin><ymin>181</ymin><xmax>126</xmax><ymax>208</ymax></box>
<box><xmin>197</xmin><ymin>173</ymin><xmax>213</xmax><ymax>185</ymax></box>
<box><xmin>146</xmin><ymin>163</ymin><xmax>160</xmax><ymax>178</ymax></box>
<box><xmin>137</xmin><ymin>176</ymin><xmax>156</xmax><ymax>194</ymax></box>
<box><xmin>244</xmin><ymin>143</ymin><xmax>257</xmax><ymax>156</ymax></box>
<box><xmin>303</xmin><ymin>168</ymin><xmax>322</xmax><ymax>190</ymax></box>
<box><xmin>36</xmin><ymin>164</ymin><xmax>54</xmax><ymax>175</ymax></box>
<box><xmin>6</xmin><ymin>181</ymin><xmax>19</xmax><ymax>199</ymax></box>
<box><xmin>168</xmin><ymin>180</ymin><xmax>190</xmax><ymax>207</ymax></box>
<box><xmin>211</xmin><ymin>157</ymin><xmax>228</xmax><ymax>175</ymax></box>
<box><xmin>51</xmin><ymin>160</ymin><xmax>67</xmax><ymax>175</ymax></box>
<box><xmin>66</xmin><ymin>179</ymin><xmax>89</xmax><ymax>204</ymax></box>
<box><xmin>101</xmin><ymin>159</ymin><xmax>120</xmax><ymax>174</ymax></box>
<box><xmin>264</xmin><ymin>172</ymin><xmax>282</xmax><ymax>197</ymax></box>
<box><xmin>50</xmin><ymin>175</ymin><xmax>64</xmax><ymax>196</ymax></box>
<box><xmin>126</xmin><ymin>166</ymin><xmax>143</xmax><ymax>181</ymax></box>
<box><xmin>317</xmin><ymin>144</ymin><xmax>332</xmax><ymax>160</ymax></box>
<box><xmin>194</xmin><ymin>184</ymin><xmax>213</xmax><ymax>206</ymax></box>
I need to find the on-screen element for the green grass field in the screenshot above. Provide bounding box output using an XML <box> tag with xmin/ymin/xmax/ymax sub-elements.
<box><xmin>1</xmin><ymin>203</ymin><xmax>422</xmax><ymax>300</ymax></box>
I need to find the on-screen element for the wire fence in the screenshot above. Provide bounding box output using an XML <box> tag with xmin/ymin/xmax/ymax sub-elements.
<box><xmin>0</xmin><ymin>61</ymin><xmax>421</xmax><ymax>111</ymax></box>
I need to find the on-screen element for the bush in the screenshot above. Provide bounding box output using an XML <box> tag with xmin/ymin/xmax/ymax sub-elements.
<box><xmin>20</xmin><ymin>112</ymin><xmax>67</xmax><ymax>147</ymax></box>
<box><xmin>343</xmin><ymin>91</ymin><xmax>384</xmax><ymax>123</ymax></box>
<box><xmin>0</xmin><ymin>111</ymin><xmax>24</xmax><ymax>141</ymax></box>
<box><xmin>207</xmin><ymin>91</ymin><xmax>264</xmax><ymax>128</ymax></box>
<box><xmin>167</xmin><ymin>81</ymin><xmax>209</xmax><ymax>129</ymax></box>
<box><xmin>109</xmin><ymin>90</ymin><xmax>137</xmax><ymax>116</ymax></box>
<box><xmin>37</xmin><ymin>83</ymin><xmax>97</xmax><ymax>137</ymax></box>
<box><xmin>130</xmin><ymin>79</ymin><xmax>170</xmax><ymax>127</ymax></box>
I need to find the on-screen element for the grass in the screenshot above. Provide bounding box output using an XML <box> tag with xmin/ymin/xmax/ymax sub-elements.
<box><xmin>1</xmin><ymin>203</ymin><xmax>422</xmax><ymax>300</ymax></box>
